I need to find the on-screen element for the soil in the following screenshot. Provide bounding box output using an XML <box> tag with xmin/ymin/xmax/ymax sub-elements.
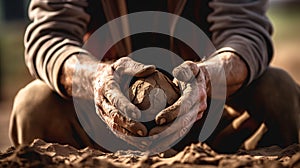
<box><xmin>129</xmin><ymin>70</ymin><xmax>180</xmax><ymax>130</ymax></box>
<box><xmin>129</xmin><ymin>70</ymin><xmax>179</xmax><ymax>115</ymax></box>
<box><xmin>0</xmin><ymin>139</ymin><xmax>299</xmax><ymax>168</ymax></box>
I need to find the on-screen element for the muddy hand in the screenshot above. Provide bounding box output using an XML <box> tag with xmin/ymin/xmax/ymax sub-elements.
<box><xmin>148</xmin><ymin>103</ymin><xmax>199</xmax><ymax>152</ymax></box>
<box><xmin>94</xmin><ymin>57</ymin><xmax>155</xmax><ymax>149</ymax></box>
<box><xmin>148</xmin><ymin>61</ymin><xmax>208</xmax><ymax>150</ymax></box>
<box><xmin>155</xmin><ymin>61</ymin><xmax>208</xmax><ymax>125</ymax></box>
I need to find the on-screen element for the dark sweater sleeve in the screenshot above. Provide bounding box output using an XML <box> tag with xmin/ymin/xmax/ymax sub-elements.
<box><xmin>24</xmin><ymin>0</ymin><xmax>91</xmax><ymax>97</ymax></box>
<box><xmin>207</xmin><ymin>0</ymin><xmax>273</xmax><ymax>84</ymax></box>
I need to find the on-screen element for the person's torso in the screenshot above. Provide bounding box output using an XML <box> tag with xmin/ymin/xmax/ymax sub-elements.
<box><xmin>86</xmin><ymin>0</ymin><xmax>212</xmax><ymax>62</ymax></box>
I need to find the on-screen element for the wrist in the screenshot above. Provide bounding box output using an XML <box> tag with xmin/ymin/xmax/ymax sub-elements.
<box><xmin>197</xmin><ymin>51</ymin><xmax>248</xmax><ymax>97</ymax></box>
<box><xmin>60</xmin><ymin>54</ymin><xmax>99</xmax><ymax>98</ymax></box>
<box><xmin>219</xmin><ymin>52</ymin><xmax>248</xmax><ymax>94</ymax></box>
<box><xmin>209</xmin><ymin>51</ymin><xmax>248</xmax><ymax>96</ymax></box>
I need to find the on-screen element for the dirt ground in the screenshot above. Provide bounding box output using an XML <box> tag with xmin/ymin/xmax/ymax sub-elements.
<box><xmin>0</xmin><ymin>139</ymin><xmax>299</xmax><ymax>168</ymax></box>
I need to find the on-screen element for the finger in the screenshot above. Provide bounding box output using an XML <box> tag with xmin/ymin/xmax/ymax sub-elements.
<box><xmin>156</xmin><ymin>70</ymin><xmax>208</xmax><ymax>125</ymax></box>
<box><xmin>99</xmin><ymin>96</ymin><xmax>148</xmax><ymax>137</ymax></box>
<box><xmin>96</xmin><ymin>102</ymin><xmax>151</xmax><ymax>150</ymax></box>
<box><xmin>196</xmin><ymin>109</ymin><xmax>205</xmax><ymax>121</ymax></box>
<box><xmin>155</xmin><ymin>81</ymin><xmax>200</xmax><ymax>125</ymax></box>
<box><xmin>113</xmin><ymin>57</ymin><xmax>156</xmax><ymax>77</ymax></box>
<box><xmin>149</xmin><ymin>122</ymin><xmax>171</xmax><ymax>138</ymax></box>
<box><xmin>108</xmin><ymin>120</ymin><xmax>151</xmax><ymax>150</ymax></box>
<box><xmin>102</xmin><ymin>113</ymin><xmax>150</xmax><ymax>149</ymax></box>
<box><xmin>149</xmin><ymin>114</ymin><xmax>196</xmax><ymax>153</ymax></box>
<box><xmin>172</xmin><ymin>61</ymin><xmax>199</xmax><ymax>82</ymax></box>
<box><xmin>102</xmin><ymin>75</ymin><xmax>141</xmax><ymax>119</ymax></box>
<box><xmin>112</xmin><ymin>125</ymin><xmax>152</xmax><ymax>150</ymax></box>
<box><xmin>150</xmin><ymin>122</ymin><xmax>194</xmax><ymax>153</ymax></box>
<box><xmin>150</xmin><ymin>104</ymin><xmax>199</xmax><ymax>138</ymax></box>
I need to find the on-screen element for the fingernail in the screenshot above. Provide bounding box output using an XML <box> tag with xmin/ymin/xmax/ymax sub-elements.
<box><xmin>137</xmin><ymin>130</ymin><xmax>144</xmax><ymax>136</ymax></box>
<box><xmin>159</xmin><ymin>118</ymin><xmax>166</xmax><ymax>125</ymax></box>
<box><xmin>143</xmin><ymin>65</ymin><xmax>151</xmax><ymax>69</ymax></box>
<box><xmin>145</xmin><ymin>65</ymin><xmax>155</xmax><ymax>70</ymax></box>
<box><xmin>141</xmin><ymin>141</ymin><xmax>148</xmax><ymax>146</ymax></box>
<box><xmin>151</xmin><ymin>135</ymin><xmax>159</xmax><ymax>139</ymax></box>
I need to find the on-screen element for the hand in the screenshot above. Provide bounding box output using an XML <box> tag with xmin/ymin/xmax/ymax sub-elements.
<box><xmin>93</xmin><ymin>57</ymin><xmax>155</xmax><ymax>149</ymax></box>
<box><xmin>148</xmin><ymin>61</ymin><xmax>208</xmax><ymax>151</ymax></box>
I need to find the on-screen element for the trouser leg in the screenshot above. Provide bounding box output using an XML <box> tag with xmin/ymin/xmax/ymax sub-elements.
<box><xmin>209</xmin><ymin>67</ymin><xmax>300</xmax><ymax>152</ymax></box>
<box><xmin>176</xmin><ymin>67</ymin><xmax>300</xmax><ymax>153</ymax></box>
<box><xmin>234</xmin><ymin>67</ymin><xmax>300</xmax><ymax>147</ymax></box>
<box><xmin>9</xmin><ymin>79</ymin><xmax>136</xmax><ymax>152</ymax></box>
<box><xmin>8</xmin><ymin>80</ymin><xmax>101</xmax><ymax>150</ymax></box>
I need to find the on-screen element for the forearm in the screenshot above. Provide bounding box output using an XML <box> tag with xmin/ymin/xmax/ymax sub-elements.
<box><xmin>208</xmin><ymin>0</ymin><xmax>273</xmax><ymax>85</ymax></box>
<box><xmin>60</xmin><ymin>55</ymin><xmax>109</xmax><ymax>99</ymax></box>
<box><xmin>199</xmin><ymin>51</ymin><xmax>248</xmax><ymax>97</ymax></box>
<box><xmin>25</xmin><ymin>0</ymin><xmax>91</xmax><ymax>97</ymax></box>
<box><xmin>219</xmin><ymin>52</ymin><xmax>248</xmax><ymax>96</ymax></box>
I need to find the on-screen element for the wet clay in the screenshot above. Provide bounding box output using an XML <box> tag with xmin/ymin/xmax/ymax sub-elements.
<box><xmin>129</xmin><ymin>70</ymin><xmax>180</xmax><ymax>129</ymax></box>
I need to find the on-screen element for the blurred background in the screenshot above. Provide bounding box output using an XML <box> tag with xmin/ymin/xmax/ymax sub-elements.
<box><xmin>0</xmin><ymin>0</ymin><xmax>300</xmax><ymax>151</ymax></box>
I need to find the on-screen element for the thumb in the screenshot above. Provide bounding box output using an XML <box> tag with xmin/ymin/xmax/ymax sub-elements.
<box><xmin>172</xmin><ymin>61</ymin><xmax>199</xmax><ymax>82</ymax></box>
<box><xmin>113</xmin><ymin>57</ymin><xmax>156</xmax><ymax>77</ymax></box>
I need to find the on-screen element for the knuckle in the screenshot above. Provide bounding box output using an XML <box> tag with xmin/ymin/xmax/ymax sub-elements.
<box><xmin>184</xmin><ymin>60</ymin><xmax>194</xmax><ymax>65</ymax></box>
<box><xmin>180</xmin><ymin>99</ymin><xmax>191</xmax><ymax>111</ymax></box>
<box><xmin>111</xmin><ymin>123</ymin><xmax>118</xmax><ymax>130</ymax></box>
<box><xmin>96</xmin><ymin>106</ymin><xmax>105</xmax><ymax>115</ymax></box>
<box><xmin>118</xmin><ymin>57</ymin><xmax>131</xmax><ymax>62</ymax></box>
<box><xmin>197</xmin><ymin>111</ymin><xmax>204</xmax><ymax>119</ymax></box>
<box><xmin>101</xmin><ymin>83</ymin><xmax>107</xmax><ymax>93</ymax></box>
<box><xmin>111</xmin><ymin>115</ymin><xmax>118</xmax><ymax>124</ymax></box>
<box><xmin>94</xmin><ymin>95</ymin><xmax>102</xmax><ymax>105</ymax></box>
<box><xmin>115</xmin><ymin>57</ymin><xmax>131</xmax><ymax>68</ymax></box>
<box><xmin>199</xmin><ymin>102</ymin><xmax>207</xmax><ymax>110</ymax></box>
<box><xmin>161</xmin><ymin>111</ymin><xmax>174</xmax><ymax>121</ymax></box>
<box><xmin>164</xmin><ymin>115</ymin><xmax>173</xmax><ymax>123</ymax></box>
<box><xmin>105</xmin><ymin>80</ymin><xmax>117</xmax><ymax>90</ymax></box>
<box><xmin>125</xmin><ymin>120</ymin><xmax>136</xmax><ymax>129</ymax></box>
<box><xmin>185</xmin><ymin>61</ymin><xmax>197</xmax><ymax>70</ymax></box>
<box><xmin>106</xmin><ymin>118</ymin><xmax>115</xmax><ymax>129</ymax></box>
<box><xmin>111</xmin><ymin>111</ymin><xmax>121</xmax><ymax>123</ymax></box>
<box><xmin>182</xmin><ymin>118</ymin><xmax>189</xmax><ymax>126</ymax></box>
<box><xmin>181</xmin><ymin>114</ymin><xmax>191</xmax><ymax>125</ymax></box>
<box><xmin>196</xmin><ymin>74</ymin><xmax>205</xmax><ymax>83</ymax></box>
<box><xmin>178</xmin><ymin>61</ymin><xmax>193</xmax><ymax>70</ymax></box>
<box><xmin>203</xmin><ymin>102</ymin><xmax>207</xmax><ymax>109</ymax></box>
<box><xmin>180</xmin><ymin>127</ymin><xmax>188</xmax><ymax>137</ymax></box>
<box><xmin>199</xmin><ymin>90</ymin><xmax>207</xmax><ymax>99</ymax></box>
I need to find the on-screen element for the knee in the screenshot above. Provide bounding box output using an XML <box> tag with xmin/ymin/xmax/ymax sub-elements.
<box><xmin>248</xmin><ymin>68</ymin><xmax>300</xmax><ymax>145</ymax></box>
<box><xmin>260</xmin><ymin>67</ymin><xmax>297</xmax><ymax>86</ymax></box>
<box><xmin>11</xmin><ymin>80</ymin><xmax>56</xmax><ymax>121</ymax></box>
<box><xmin>9</xmin><ymin>80</ymin><xmax>61</xmax><ymax>145</ymax></box>
<box><xmin>228</xmin><ymin>67</ymin><xmax>300</xmax><ymax>147</ymax></box>
<box><xmin>248</xmin><ymin>67</ymin><xmax>299</xmax><ymax>105</ymax></box>
<box><xmin>236</xmin><ymin>67</ymin><xmax>299</xmax><ymax>120</ymax></box>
